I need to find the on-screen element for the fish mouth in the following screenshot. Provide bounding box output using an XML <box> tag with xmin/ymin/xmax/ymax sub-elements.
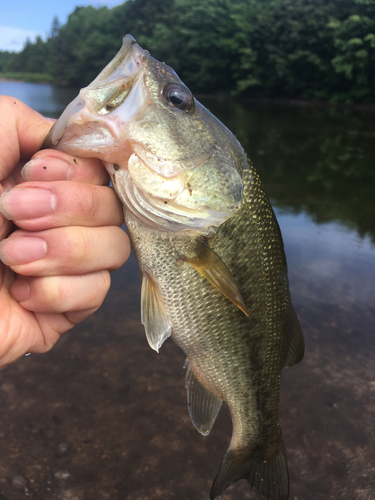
<box><xmin>44</xmin><ymin>33</ymin><xmax>212</xmax><ymax>178</ymax></box>
<box><xmin>43</xmin><ymin>35</ymin><xmax>148</xmax><ymax>152</ymax></box>
<box><xmin>44</xmin><ymin>34</ymin><xmax>243</xmax><ymax>233</ymax></box>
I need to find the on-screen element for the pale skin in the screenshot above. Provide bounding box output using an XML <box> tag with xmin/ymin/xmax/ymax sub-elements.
<box><xmin>0</xmin><ymin>96</ymin><xmax>131</xmax><ymax>369</ymax></box>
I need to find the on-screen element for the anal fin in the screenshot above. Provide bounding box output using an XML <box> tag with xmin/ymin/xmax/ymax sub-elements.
<box><xmin>183</xmin><ymin>238</ymin><xmax>248</xmax><ymax>316</ymax></box>
<box><xmin>285</xmin><ymin>305</ymin><xmax>305</xmax><ymax>367</ymax></box>
<box><xmin>141</xmin><ymin>272</ymin><xmax>172</xmax><ymax>352</ymax></box>
<box><xmin>185</xmin><ymin>360</ymin><xmax>222</xmax><ymax>436</ymax></box>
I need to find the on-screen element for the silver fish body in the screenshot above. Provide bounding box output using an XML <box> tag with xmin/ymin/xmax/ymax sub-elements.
<box><xmin>44</xmin><ymin>35</ymin><xmax>304</xmax><ymax>500</ymax></box>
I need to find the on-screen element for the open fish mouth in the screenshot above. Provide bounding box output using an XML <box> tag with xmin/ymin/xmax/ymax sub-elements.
<box><xmin>44</xmin><ymin>34</ymin><xmax>244</xmax><ymax>232</ymax></box>
<box><xmin>43</xmin><ymin>35</ymin><xmax>148</xmax><ymax>155</ymax></box>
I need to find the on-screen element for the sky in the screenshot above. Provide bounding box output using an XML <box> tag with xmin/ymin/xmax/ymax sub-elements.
<box><xmin>0</xmin><ymin>0</ymin><xmax>125</xmax><ymax>52</ymax></box>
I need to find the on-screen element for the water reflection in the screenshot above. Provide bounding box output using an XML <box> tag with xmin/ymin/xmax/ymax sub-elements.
<box><xmin>203</xmin><ymin>98</ymin><xmax>375</xmax><ymax>243</ymax></box>
<box><xmin>277</xmin><ymin>209</ymin><xmax>375</xmax><ymax>308</ymax></box>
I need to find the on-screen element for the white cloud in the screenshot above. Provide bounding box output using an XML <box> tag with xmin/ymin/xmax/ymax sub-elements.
<box><xmin>0</xmin><ymin>26</ymin><xmax>43</xmax><ymax>53</ymax></box>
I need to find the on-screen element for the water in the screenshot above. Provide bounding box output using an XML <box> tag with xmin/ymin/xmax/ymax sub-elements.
<box><xmin>0</xmin><ymin>81</ymin><xmax>77</xmax><ymax>116</ymax></box>
<box><xmin>0</xmin><ymin>82</ymin><xmax>374</xmax><ymax>500</ymax></box>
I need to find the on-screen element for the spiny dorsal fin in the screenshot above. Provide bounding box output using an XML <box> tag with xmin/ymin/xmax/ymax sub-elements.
<box><xmin>141</xmin><ymin>272</ymin><xmax>172</xmax><ymax>352</ymax></box>
<box><xmin>285</xmin><ymin>305</ymin><xmax>305</xmax><ymax>367</ymax></box>
<box><xmin>185</xmin><ymin>360</ymin><xmax>222</xmax><ymax>436</ymax></box>
<box><xmin>183</xmin><ymin>238</ymin><xmax>248</xmax><ymax>316</ymax></box>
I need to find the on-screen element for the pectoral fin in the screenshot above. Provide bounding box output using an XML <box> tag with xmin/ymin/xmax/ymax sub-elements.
<box><xmin>141</xmin><ymin>272</ymin><xmax>172</xmax><ymax>352</ymax></box>
<box><xmin>185</xmin><ymin>360</ymin><xmax>222</xmax><ymax>436</ymax></box>
<box><xmin>184</xmin><ymin>239</ymin><xmax>248</xmax><ymax>315</ymax></box>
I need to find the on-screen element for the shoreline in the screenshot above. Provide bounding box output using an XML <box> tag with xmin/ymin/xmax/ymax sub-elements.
<box><xmin>0</xmin><ymin>77</ymin><xmax>22</xmax><ymax>82</ymax></box>
<box><xmin>0</xmin><ymin>75</ymin><xmax>53</xmax><ymax>85</ymax></box>
<box><xmin>1</xmin><ymin>77</ymin><xmax>374</xmax><ymax>113</ymax></box>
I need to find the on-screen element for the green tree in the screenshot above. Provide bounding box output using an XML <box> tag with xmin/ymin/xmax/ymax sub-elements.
<box><xmin>9</xmin><ymin>36</ymin><xmax>49</xmax><ymax>73</ymax></box>
<box><xmin>50</xmin><ymin>16</ymin><xmax>61</xmax><ymax>38</ymax></box>
<box><xmin>0</xmin><ymin>51</ymin><xmax>14</xmax><ymax>72</ymax></box>
<box><xmin>4</xmin><ymin>0</ymin><xmax>375</xmax><ymax>102</ymax></box>
<box><xmin>328</xmin><ymin>1</ymin><xmax>375</xmax><ymax>101</ymax></box>
<box><xmin>47</xmin><ymin>6</ymin><xmax>114</xmax><ymax>86</ymax></box>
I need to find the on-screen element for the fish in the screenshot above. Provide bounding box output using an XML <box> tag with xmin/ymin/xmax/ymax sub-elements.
<box><xmin>43</xmin><ymin>35</ymin><xmax>304</xmax><ymax>500</ymax></box>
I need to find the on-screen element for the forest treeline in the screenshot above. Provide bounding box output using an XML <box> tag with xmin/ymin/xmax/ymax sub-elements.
<box><xmin>1</xmin><ymin>0</ymin><xmax>375</xmax><ymax>102</ymax></box>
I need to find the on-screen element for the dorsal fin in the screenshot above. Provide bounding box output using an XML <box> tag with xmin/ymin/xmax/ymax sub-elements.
<box><xmin>141</xmin><ymin>272</ymin><xmax>172</xmax><ymax>352</ymax></box>
<box><xmin>285</xmin><ymin>305</ymin><xmax>305</xmax><ymax>367</ymax></box>
<box><xmin>185</xmin><ymin>360</ymin><xmax>222</xmax><ymax>436</ymax></box>
<box><xmin>183</xmin><ymin>239</ymin><xmax>248</xmax><ymax>315</ymax></box>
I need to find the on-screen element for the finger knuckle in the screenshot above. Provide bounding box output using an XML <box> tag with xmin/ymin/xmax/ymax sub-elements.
<box><xmin>40</xmin><ymin>276</ymin><xmax>66</xmax><ymax>308</ymax></box>
<box><xmin>81</xmin><ymin>184</ymin><xmax>102</xmax><ymax>220</ymax></box>
<box><xmin>64</xmin><ymin>227</ymin><xmax>91</xmax><ymax>265</ymax></box>
<box><xmin>0</xmin><ymin>95</ymin><xmax>19</xmax><ymax>109</ymax></box>
<box><xmin>111</xmin><ymin>228</ymin><xmax>131</xmax><ymax>270</ymax></box>
<box><xmin>91</xmin><ymin>271</ymin><xmax>111</xmax><ymax>308</ymax></box>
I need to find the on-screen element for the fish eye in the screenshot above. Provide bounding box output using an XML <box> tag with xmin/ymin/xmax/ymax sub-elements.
<box><xmin>162</xmin><ymin>83</ymin><xmax>194</xmax><ymax>112</ymax></box>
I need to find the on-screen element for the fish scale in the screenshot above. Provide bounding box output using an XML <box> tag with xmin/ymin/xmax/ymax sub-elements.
<box><xmin>44</xmin><ymin>34</ymin><xmax>304</xmax><ymax>500</ymax></box>
<box><xmin>124</xmin><ymin>167</ymin><xmax>295</xmax><ymax>499</ymax></box>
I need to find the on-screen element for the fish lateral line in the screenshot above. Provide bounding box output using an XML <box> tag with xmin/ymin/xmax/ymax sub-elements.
<box><xmin>180</xmin><ymin>238</ymin><xmax>248</xmax><ymax>316</ymax></box>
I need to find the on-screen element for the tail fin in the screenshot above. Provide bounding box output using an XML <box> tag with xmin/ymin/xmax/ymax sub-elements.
<box><xmin>210</xmin><ymin>440</ymin><xmax>289</xmax><ymax>500</ymax></box>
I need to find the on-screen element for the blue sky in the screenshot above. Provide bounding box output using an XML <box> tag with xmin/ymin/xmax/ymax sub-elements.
<box><xmin>0</xmin><ymin>0</ymin><xmax>124</xmax><ymax>52</ymax></box>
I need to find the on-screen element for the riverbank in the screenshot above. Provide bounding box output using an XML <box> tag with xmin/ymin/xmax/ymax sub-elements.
<box><xmin>0</xmin><ymin>72</ymin><xmax>53</xmax><ymax>84</ymax></box>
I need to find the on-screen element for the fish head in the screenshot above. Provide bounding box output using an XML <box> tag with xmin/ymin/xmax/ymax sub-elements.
<box><xmin>44</xmin><ymin>35</ymin><xmax>246</xmax><ymax>232</ymax></box>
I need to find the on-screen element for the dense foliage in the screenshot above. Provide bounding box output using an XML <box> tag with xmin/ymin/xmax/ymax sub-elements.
<box><xmin>1</xmin><ymin>0</ymin><xmax>375</xmax><ymax>102</ymax></box>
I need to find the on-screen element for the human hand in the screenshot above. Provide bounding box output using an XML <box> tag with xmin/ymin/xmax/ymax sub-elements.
<box><xmin>0</xmin><ymin>96</ymin><xmax>130</xmax><ymax>369</ymax></box>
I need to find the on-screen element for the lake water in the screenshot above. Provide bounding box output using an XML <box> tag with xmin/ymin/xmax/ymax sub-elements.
<box><xmin>0</xmin><ymin>81</ymin><xmax>374</xmax><ymax>500</ymax></box>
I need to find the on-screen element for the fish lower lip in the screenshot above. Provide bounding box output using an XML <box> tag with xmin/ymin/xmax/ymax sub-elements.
<box><xmin>55</xmin><ymin>121</ymin><xmax>117</xmax><ymax>158</ymax></box>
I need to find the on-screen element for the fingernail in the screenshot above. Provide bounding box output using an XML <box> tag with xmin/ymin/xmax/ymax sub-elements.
<box><xmin>0</xmin><ymin>237</ymin><xmax>47</xmax><ymax>265</ymax></box>
<box><xmin>10</xmin><ymin>278</ymin><xmax>30</xmax><ymax>302</ymax></box>
<box><xmin>22</xmin><ymin>156</ymin><xmax>73</xmax><ymax>181</ymax></box>
<box><xmin>0</xmin><ymin>188</ymin><xmax>56</xmax><ymax>220</ymax></box>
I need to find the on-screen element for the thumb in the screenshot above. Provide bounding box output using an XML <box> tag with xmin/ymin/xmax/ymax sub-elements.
<box><xmin>0</xmin><ymin>95</ymin><xmax>55</xmax><ymax>181</ymax></box>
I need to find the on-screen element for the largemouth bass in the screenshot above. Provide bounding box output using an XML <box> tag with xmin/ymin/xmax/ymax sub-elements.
<box><xmin>44</xmin><ymin>35</ymin><xmax>304</xmax><ymax>500</ymax></box>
